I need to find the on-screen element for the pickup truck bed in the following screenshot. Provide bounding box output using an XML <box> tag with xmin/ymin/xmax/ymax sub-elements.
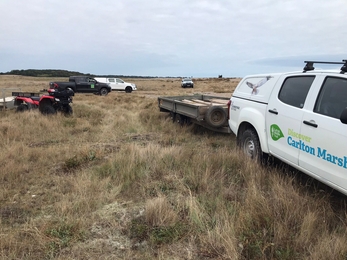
<box><xmin>158</xmin><ymin>94</ymin><xmax>231</xmax><ymax>133</ymax></box>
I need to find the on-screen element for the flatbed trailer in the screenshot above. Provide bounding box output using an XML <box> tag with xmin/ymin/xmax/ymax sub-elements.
<box><xmin>158</xmin><ymin>94</ymin><xmax>232</xmax><ymax>133</ymax></box>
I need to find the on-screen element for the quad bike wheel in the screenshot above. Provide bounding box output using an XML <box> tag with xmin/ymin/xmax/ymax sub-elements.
<box><xmin>39</xmin><ymin>100</ymin><xmax>56</xmax><ymax>115</ymax></box>
<box><xmin>16</xmin><ymin>104</ymin><xmax>29</xmax><ymax>112</ymax></box>
<box><xmin>63</xmin><ymin>105</ymin><xmax>73</xmax><ymax>116</ymax></box>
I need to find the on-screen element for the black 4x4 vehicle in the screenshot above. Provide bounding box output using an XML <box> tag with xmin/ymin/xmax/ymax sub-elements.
<box><xmin>49</xmin><ymin>76</ymin><xmax>111</xmax><ymax>96</ymax></box>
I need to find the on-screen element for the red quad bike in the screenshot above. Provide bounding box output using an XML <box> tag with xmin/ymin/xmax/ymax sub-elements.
<box><xmin>13</xmin><ymin>88</ymin><xmax>74</xmax><ymax>115</ymax></box>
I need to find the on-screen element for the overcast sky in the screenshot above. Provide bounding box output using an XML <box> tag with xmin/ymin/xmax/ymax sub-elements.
<box><xmin>1</xmin><ymin>0</ymin><xmax>346</xmax><ymax>77</ymax></box>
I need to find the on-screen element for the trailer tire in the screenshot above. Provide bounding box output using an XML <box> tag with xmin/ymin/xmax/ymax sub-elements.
<box><xmin>175</xmin><ymin>114</ymin><xmax>186</xmax><ymax>126</ymax></box>
<box><xmin>205</xmin><ymin>106</ymin><xmax>227</xmax><ymax>128</ymax></box>
<box><xmin>171</xmin><ymin>112</ymin><xmax>176</xmax><ymax>123</ymax></box>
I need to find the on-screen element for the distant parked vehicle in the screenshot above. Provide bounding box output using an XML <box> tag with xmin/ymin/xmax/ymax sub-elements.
<box><xmin>94</xmin><ymin>77</ymin><xmax>137</xmax><ymax>93</ymax></box>
<box><xmin>49</xmin><ymin>76</ymin><xmax>111</xmax><ymax>96</ymax></box>
<box><xmin>181</xmin><ymin>78</ymin><xmax>194</xmax><ymax>88</ymax></box>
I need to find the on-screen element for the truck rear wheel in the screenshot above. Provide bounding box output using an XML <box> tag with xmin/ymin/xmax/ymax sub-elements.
<box><xmin>239</xmin><ymin>128</ymin><xmax>261</xmax><ymax>161</ymax></box>
<box><xmin>205</xmin><ymin>106</ymin><xmax>227</xmax><ymax>128</ymax></box>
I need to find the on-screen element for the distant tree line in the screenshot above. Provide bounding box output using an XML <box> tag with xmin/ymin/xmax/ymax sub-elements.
<box><xmin>0</xmin><ymin>69</ymin><xmax>168</xmax><ymax>78</ymax></box>
<box><xmin>0</xmin><ymin>69</ymin><xmax>86</xmax><ymax>77</ymax></box>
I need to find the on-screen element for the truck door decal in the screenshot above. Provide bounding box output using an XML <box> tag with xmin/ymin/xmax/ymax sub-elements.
<box><xmin>270</xmin><ymin>124</ymin><xmax>284</xmax><ymax>141</ymax></box>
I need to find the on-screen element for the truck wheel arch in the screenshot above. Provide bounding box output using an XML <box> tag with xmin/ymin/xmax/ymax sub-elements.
<box><xmin>236</xmin><ymin>117</ymin><xmax>269</xmax><ymax>155</ymax></box>
<box><xmin>238</xmin><ymin>127</ymin><xmax>262</xmax><ymax>161</ymax></box>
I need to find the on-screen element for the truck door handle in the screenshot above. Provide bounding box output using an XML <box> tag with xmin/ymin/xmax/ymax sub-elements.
<box><xmin>268</xmin><ymin>109</ymin><xmax>278</xmax><ymax>115</ymax></box>
<box><xmin>303</xmin><ymin>120</ymin><xmax>318</xmax><ymax>128</ymax></box>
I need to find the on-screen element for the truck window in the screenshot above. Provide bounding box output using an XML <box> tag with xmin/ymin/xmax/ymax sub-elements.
<box><xmin>87</xmin><ymin>78</ymin><xmax>96</xmax><ymax>83</ymax></box>
<box><xmin>116</xmin><ymin>79</ymin><xmax>124</xmax><ymax>83</ymax></box>
<box><xmin>314</xmin><ymin>77</ymin><xmax>347</xmax><ymax>119</ymax></box>
<box><xmin>278</xmin><ymin>76</ymin><xmax>315</xmax><ymax>108</ymax></box>
<box><xmin>108</xmin><ymin>78</ymin><xmax>115</xmax><ymax>83</ymax></box>
<box><xmin>75</xmin><ymin>77</ymin><xmax>83</xmax><ymax>83</ymax></box>
<box><xmin>75</xmin><ymin>77</ymin><xmax>87</xmax><ymax>83</ymax></box>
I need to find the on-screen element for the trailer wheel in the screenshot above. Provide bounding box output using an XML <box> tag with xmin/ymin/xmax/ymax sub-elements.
<box><xmin>170</xmin><ymin>112</ymin><xmax>176</xmax><ymax>123</ymax></box>
<box><xmin>175</xmin><ymin>114</ymin><xmax>190</xmax><ymax>126</ymax></box>
<box><xmin>16</xmin><ymin>104</ymin><xmax>28</xmax><ymax>112</ymax></box>
<box><xmin>205</xmin><ymin>106</ymin><xmax>227</xmax><ymax>128</ymax></box>
<box><xmin>239</xmin><ymin>128</ymin><xmax>261</xmax><ymax>161</ymax></box>
<box><xmin>175</xmin><ymin>114</ymin><xmax>184</xmax><ymax>125</ymax></box>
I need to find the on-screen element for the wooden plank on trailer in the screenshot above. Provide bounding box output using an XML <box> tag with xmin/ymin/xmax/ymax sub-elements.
<box><xmin>191</xmin><ymin>99</ymin><xmax>226</xmax><ymax>106</ymax></box>
<box><xmin>181</xmin><ymin>99</ymin><xmax>206</xmax><ymax>106</ymax></box>
<box><xmin>209</xmin><ymin>98</ymin><xmax>229</xmax><ymax>105</ymax></box>
<box><xmin>191</xmin><ymin>99</ymin><xmax>212</xmax><ymax>105</ymax></box>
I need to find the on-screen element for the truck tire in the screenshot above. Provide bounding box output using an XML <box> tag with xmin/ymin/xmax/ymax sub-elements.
<box><xmin>39</xmin><ymin>100</ymin><xmax>56</xmax><ymax>115</ymax></box>
<box><xmin>125</xmin><ymin>86</ymin><xmax>132</xmax><ymax>93</ymax></box>
<box><xmin>16</xmin><ymin>104</ymin><xmax>28</xmax><ymax>112</ymax></box>
<box><xmin>99</xmin><ymin>88</ymin><xmax>108</xmax><ymax>96</ymax></box>
<box><xmin>239</xmin><ymin>128</ymin><xmax>261</xmax><ymax>161</ymax></box>
<box><xmin>205</xmin><ymin>106</ymin><xmax>227</xmax><ymax>128</ymax></box>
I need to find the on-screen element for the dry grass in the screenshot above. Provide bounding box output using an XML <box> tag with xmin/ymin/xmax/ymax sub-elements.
<box><xmin>1</xmin><ymin>76</ymin><xmax>347</xmax><ymax>259</ymax></box>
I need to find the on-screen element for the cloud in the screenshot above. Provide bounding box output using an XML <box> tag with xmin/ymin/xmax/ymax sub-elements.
<box><xmin>0</xmin><ymin>0</ymin><xmax>347</xmax><ymax>77</ymax></box>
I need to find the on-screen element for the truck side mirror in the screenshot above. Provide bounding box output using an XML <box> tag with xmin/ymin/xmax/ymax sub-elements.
<box><xmin>340</xmin><ymin>108</ymin><xmax>347</xmax><ymax>124</ymax></box>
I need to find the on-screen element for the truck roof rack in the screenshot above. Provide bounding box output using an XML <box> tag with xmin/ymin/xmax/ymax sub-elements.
<box><xmin>303</xmin><ymin>60</ymin><xmax>347</xmax><ymax>74</ymax></box>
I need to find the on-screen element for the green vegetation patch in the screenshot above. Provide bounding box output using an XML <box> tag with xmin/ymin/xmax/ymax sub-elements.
<box><xmin>129</xmin><ymin>216</ymin><xmax>189</xmax><ymax>246</ymax></box>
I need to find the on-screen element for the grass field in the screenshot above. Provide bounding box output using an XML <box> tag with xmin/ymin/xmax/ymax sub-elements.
<box><xmin>1</xmin><ymin>76</ymin><xmax>347</xmax><ymax>260</ymax></box>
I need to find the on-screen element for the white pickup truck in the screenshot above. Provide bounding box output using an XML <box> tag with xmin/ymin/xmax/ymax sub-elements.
<box><xmin>94</xmin><ymin>77</ymin><xmax>137</xmax><ymax>93</ymax></box>
<box><xmin>228</xmin><ymin>60</ymin><xmax>347</xmax><ymax>195</ymax></box>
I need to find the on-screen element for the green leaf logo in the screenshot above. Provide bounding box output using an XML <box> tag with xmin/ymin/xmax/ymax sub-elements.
<box><xmin>270</xmin><ymin>124</ymin><xmax>284</xmax><ymax>141</ymax></box>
